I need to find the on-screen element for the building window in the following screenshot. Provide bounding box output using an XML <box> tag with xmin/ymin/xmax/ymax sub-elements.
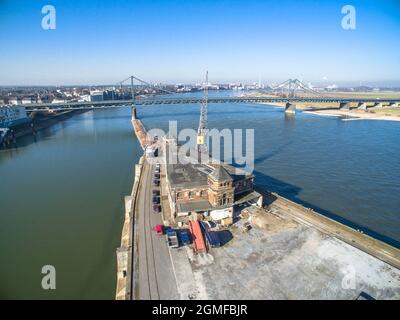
<box><xmin>200</xmin><ymin>190</ymin><xmax>205</xmax><ymax>198</ymax></box>
<box><xmin>177</xmin><ymin>192</ymin><xmax>182</xmax><ymax>199</ymax></box>
<box><xmin>188</xmin><ymin>191</ymin><xmax>194</xmax><ymax>199</ymax></box>
<box><xmin>221</xmin><ymin>193</ymin><xmax>228</xmax><ymax>205</ymax></box>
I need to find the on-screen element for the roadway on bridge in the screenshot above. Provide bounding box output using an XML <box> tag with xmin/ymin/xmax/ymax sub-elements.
<box><xmin>135</xmin><ymin>159</ymin><xmax>179</xmax><ymax>300</ymax></box>
<box><xmin>19</xmin><ymin>96</ymin><xmax>400</xmax><ymax>112</ymax></box>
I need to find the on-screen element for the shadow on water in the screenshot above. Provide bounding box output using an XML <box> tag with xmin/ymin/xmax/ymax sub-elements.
<box><xmin>82</xmin><ymin>115</ymin><xmax>130</xmax><ymax>121</ymax></box>
<box><xmin>254</xmin><ymin>142</ymin><xmax>293</xmax><ymax>165</ymax></box>
<box><xmin>141</xmin><ymin>109</ymin><xmax>270</xmax><ymax>121</ymax></box>
<box><xmin>255</xmin><ymin>170</ymin><xmax>400</xmax><ymax>249</ymax></box>
<box><xmin>1</xmin><ymin>112</ymin><xmax>95</xmax><ymax>152</ymax></box>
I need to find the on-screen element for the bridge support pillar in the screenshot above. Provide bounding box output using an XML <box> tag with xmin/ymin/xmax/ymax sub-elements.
<box><xmin>131</xmin><ymin>107</ymin><xmax>137</xmax><ymax>120</ymax></box>
<box><xmin>339</xmin><ymin>102</ymin><xmax>350</xmax><ymax>110</ymax></box>
<box><xmin>285</xmin><ymin>103</ymin><xmax>296</xmax><ymax>114</ymax></box>
<box><xmin>357</xmin><ymin>102</ymin><xmax>367</xmax><ymax>110</ymax></box>
<box><xmin>374</xmin><ymin>102</ymin><xmax>383</xmax><ymax>108</ymax></box>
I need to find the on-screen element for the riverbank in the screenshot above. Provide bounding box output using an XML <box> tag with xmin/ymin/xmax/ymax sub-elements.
<box><xmin>1</xmin><ymin>110</ymin><xmax>86</xmax><ymax>149</ymax></box>
<box><xmin>242</xmin><ymin>92</ymin><xmax>400</xmax><ymax>121</ymax></box>
<box><xmin>304</xmin><ymin>108</ymin><xmax>400</xmax><ymax>122</ymax></box>
<box><xmin>259</xmin><ymin>102</ymin><xmax>400</xmax><ymax>121</ymax></box>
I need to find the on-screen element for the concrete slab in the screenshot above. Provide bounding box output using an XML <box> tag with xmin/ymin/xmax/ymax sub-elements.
<box><xmin>171</xmin><ymin>211</ymin><xmax>400</xmax><ymax>300</ymax></box>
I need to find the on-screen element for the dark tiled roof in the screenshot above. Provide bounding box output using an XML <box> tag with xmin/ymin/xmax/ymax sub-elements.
<box><xmin>208</xmin><ymin>165</ymin><xmax>232</xmax><ymax>181</ymax></box>
<box><xmin>166</xmin><ymin>142</ymin><xmax>253</xmax><ymax>189</ymax></box>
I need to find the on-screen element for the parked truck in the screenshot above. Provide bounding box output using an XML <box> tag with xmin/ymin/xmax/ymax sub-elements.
<box><xmin>166</xmin><ymin>230</ymin><xmax>179</xmax><ymax>248</ymax></box>
<box><xmin>188</xmin><ymin>220</ymin><xmax>207</xmax><ymax>253</ymax></box>
<box><xmin>200</xmin><ymin>221</ymin><xmax>221</xmax><ymax>248</ymax></box>
<box><xmin>179</xmin><ymin>229</ymin><xmax>191</xmax><ymax>246</ymax></box>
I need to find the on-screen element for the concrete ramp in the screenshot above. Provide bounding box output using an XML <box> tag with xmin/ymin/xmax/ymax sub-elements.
<box><xmin>285</xmin><ymin>103</ymin><xmax>296</xmax><ymax>114</ymax></box>
<box><xmin>339</xmin><ymin>102</ymin><xmax>350</xmax><ymax>110</ymax></box>
<box><xmin>357</xmin><ymin>102</ymin><xmax>367</xmax><ymax>110</ymax></box>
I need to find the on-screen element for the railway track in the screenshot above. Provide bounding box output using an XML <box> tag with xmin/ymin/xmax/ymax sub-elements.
<box><xmin>142</xmin><ymin>162</ymin><xmax>160</xmax><ymax>299</ymax></box>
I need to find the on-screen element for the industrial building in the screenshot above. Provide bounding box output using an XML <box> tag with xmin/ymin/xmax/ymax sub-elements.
<box><xmin>164</xmin><ymin>139</ymin><xmax>262</xmax><ymax>222</ymax></box>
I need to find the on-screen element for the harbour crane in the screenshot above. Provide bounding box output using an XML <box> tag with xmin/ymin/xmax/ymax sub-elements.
<box><xmin>197</xmin><ymin>71</ymin><xmax>209</xmax><ymax>157</ymax></box>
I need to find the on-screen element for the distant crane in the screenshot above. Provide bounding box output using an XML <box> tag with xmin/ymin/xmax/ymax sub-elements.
<box><xmin>197</xmin><ymin>71</ymin><xmax>209</xmax><ymax>157</ymax></box>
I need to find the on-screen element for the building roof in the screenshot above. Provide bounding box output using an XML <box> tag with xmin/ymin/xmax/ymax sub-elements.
<box><xmin>176</xmin><ymin>190</ymin><xmax>262</xmax><ymax>214</ymax></box>
<box><xmin>208</xmin><ymin>165</ymin><xmax>232</xmax><ymax>182</ymax></box>
<box><xmin>177</xmin><ymin>200</ymin><xmax>213</xmax><ymax>213</ymax></box>
<box><xmin>166</xmin><ymin>140</ymin><xmax>253</xmax><ymax>190</ymax></box>
<box><xmin>167</xmin><ymin>162</ymin><xmax>210</xmax><ymax>189</ymax></box>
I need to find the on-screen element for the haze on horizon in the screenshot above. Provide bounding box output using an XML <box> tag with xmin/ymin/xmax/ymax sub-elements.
<box><xmin>0</xmin><ymin>0</ymin><xmax>399</xmax><ymax>87</ymax></box>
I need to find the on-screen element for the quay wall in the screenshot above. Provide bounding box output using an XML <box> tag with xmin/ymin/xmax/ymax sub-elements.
<box><xmin>131</xmin><ymin>117</ymin><xmax>150</xmax><ymax>150</ymax></box>
<box><xmin>115</xmin><ymin>156</ymin><xmax>145</xmax><ymax>300</ymax></box>
<box><xmin>259</xmin><ymin>188</ymin><xmax>400</xmax><ymax>270</ymax></box>
<box><xmin>115</xmin><ymin>113</ymin><xmax>148</xmax><ymax>300</ymax></box>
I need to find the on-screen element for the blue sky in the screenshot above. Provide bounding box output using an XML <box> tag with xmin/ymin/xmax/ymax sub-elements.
<box><xmin>0</xmin><ymin>0</ymin><xmax>399</xmax><ymax>85</ymax></box>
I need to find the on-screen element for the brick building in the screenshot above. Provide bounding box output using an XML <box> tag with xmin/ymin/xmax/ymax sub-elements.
<box><xmin>165</xmin><ymin>140</ymin><xmax>261</xmax><ymax>221</ymax></box>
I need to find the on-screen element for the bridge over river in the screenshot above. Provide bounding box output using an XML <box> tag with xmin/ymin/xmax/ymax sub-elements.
<box><xmin>3</xmin><ymin>75</ymin><xmax>400</xmax><ymax>113</ymax></box>
<box><xmin>12</xmin><ymin>96</ymin><xmax>400</xmax><ymax>113</ymax></box>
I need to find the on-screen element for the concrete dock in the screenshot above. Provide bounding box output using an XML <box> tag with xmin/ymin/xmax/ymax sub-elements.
<box><xmin>171</xmin><ymin>212</ymin><xmax>400</xmax><ymax>300</ymax></box>
<box><xmin>117</xmin><ymin>110</ymin><xmax>400</xmax><ymax>300</ymax></box>
<box><xmin>116</xmin><ymin>112</ymin><xmax>178</xmax><ymax>300</ymax></box>
<box><xmin>134</xmin><ymin>159</ymin><xmax>179</xmax><ymax>299</ymax></box>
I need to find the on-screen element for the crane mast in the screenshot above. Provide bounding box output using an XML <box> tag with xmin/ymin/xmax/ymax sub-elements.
<box><xmin>197</xmin><ymin>71</ymin><xmax>208</xmax><ymax>156</ymax></box>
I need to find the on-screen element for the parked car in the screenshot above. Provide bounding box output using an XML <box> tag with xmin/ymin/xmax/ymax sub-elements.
<box><xmin>153</xmin><ymin>204</ymin><xmax>161</xmax><ymax>213</ymax></box>
<box><xmin>153</xmin><ymin>179</ymin><xmax>160</xmax><ymax>186</ymax></box>
<box><xmin>152</xmin><ymin>196</ymin><xmax>160</xmax><ymax>204</ymax></box>
<box><xmin>154</xmin><ymin>224</ymin><xmax>164</xmax><ymax>235</ymax></box>
<box><xmin>152</xmin><ymin>190</ymin><xmax>160</xmax><ymax>197</ymax></box>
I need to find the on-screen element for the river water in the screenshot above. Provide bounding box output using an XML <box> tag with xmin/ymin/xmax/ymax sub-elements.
<box><xmin>1</xmin><ymin>91</ymin><xmax>399</xmax><ymax>299</ymax></box>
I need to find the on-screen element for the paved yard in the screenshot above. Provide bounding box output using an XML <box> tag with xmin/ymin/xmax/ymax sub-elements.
<box><xmin>170</xmin><ymin>210</ymin><xmax>400</xmax><ymax>300</ymax></box>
